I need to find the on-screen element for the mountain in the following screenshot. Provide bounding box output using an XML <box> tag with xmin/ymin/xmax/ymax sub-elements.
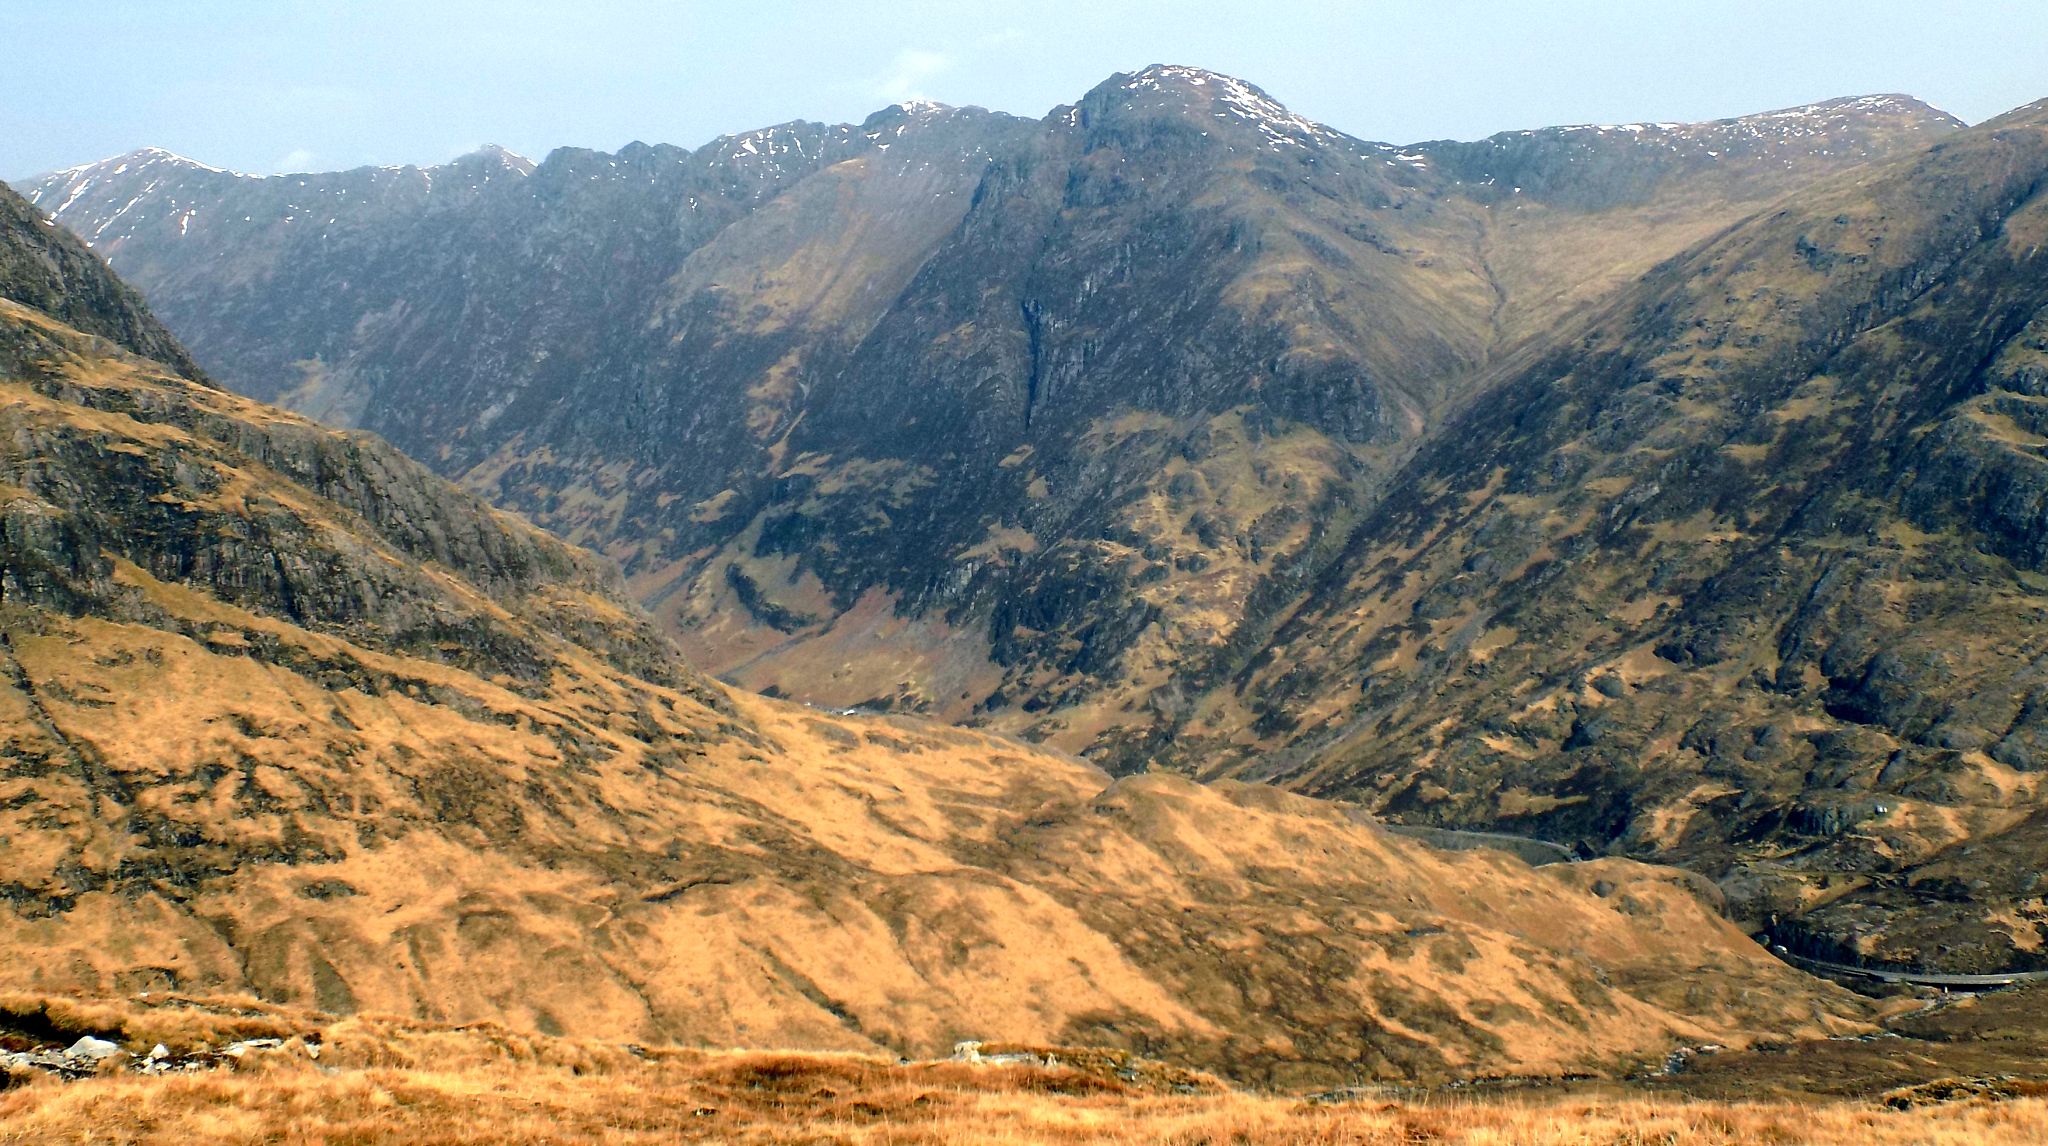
<box><xmin>19</xmin><ymin>71</ymin><xmax>1964</xmax><ymax>737</ymax></box>
<box><xmin>0</xmin><ymin>174</ymin><xmax>203</xmax><ymax>380</ymax></box>
<box><xmin>30</xmin><ymin>71</ymin><xmax>2046</xmax><ymax>973</ymax></box>
<box><xmin>0</xmin><ymin>177</ymin><xmax>1862</xmax><ymax>1086</ymax></box>
<box><xmin>1189</xmin><ymin>97</ymin><xmax>2048</xmax><ymax>974</ymax></box>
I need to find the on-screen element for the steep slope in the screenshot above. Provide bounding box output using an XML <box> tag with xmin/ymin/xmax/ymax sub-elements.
<box><xmin>0</xmin><ymin>175</ymin><xmax>202</xmax><ymax>380</ymax></box>
<box><xmin>1176</xmin><ymin>100</ymin><xmax>2048</xmax><ymax>973</ymax></box>
<box><xmin>21</xmin><ymin>71</ymin><xmax>1962</xmax><ymax>757</ymax></box>
<box><xmin>1422</xmin><ymin>93</ymin><xmax>1966</xmax><ymax>343</ymax></box>
<box><xmin>0</xmin><ymin>180</ymin><xmax>1865</xmax><ymax>1085</ymax></box>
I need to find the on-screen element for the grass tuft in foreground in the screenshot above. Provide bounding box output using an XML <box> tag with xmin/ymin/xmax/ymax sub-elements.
<box><xmin>3</xmin><ymin>1035</ymin><xmax>2045</xmax><ymax>1145</ymax></box>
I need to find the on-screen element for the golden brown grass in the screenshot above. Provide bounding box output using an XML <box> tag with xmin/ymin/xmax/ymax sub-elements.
<box><xmin>4</xmin><ymin>995</ymin><xmax>2044</xmax><ymax>1144</ymax></box>
<box><xmin>0</xmin><ymin>303</ymin><xmax>1874</xmax><ymax>1087</ymax></box>
<box><xmin>3</xmin><ymin>1045</ymin><xmax>2044</xmax><ymax>1145</ymax></box>
<box><xmin>0</xmin><ymin>992</ymin><xmax>312</xmax><ymax>1057</ymax></box>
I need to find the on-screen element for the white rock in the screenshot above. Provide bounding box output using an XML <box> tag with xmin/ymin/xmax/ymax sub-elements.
<box><xmin>64</xmin><ymin>1036</ymin><xmax>122</xmax><ymax>1061</ymax></box>
<box><xmin>223</xmin><ymin>1037</ymin><xmax>283</xmax><ymax>1059</ymax></box>
<box><xmin>149</xmin><ymin>1044</ymin><xmax>170</xmax><ymax>1060</ymax></box>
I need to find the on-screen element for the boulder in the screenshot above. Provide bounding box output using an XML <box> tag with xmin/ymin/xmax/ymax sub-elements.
<box><xmin>63</xmin><ymin>1036</ymin><xmax>121</xmax><ymax>1061</ymax></box>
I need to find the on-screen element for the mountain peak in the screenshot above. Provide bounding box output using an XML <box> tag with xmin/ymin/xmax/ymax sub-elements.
<box><xmin>859</xmin><ymin>99</ymin><xmax>971</xmax><ymax>132</ymax></box>
<box><xmin>54</xmin><ymin>146</ymin><xmax>242</xmax><ymax>180</ymax></box>
<box><xmin>1107</xmin><ymin>63</ymin><xmax>1287</xmax><ymax>109</ymax></box>
<box><xmin>451</xmin><ymin>143</ymin><xmax>536</xmax><ymax>175</ymax></box>
<box><xmin>1124</xmin><ymin>63</ymin><xmax>1233</xmax><ymax>84</ymax></box>
<box><xmin>1729</xmin><ymin>92</ymin><xmax>1965</xmax><ymax>133</ymax></box>
<box><xmin>1081</xmin><ymin>64</ymin><xmax>1346</xmax><ymax>150</ymax></box>
<box><xmin>1754</xmin><ymin>92</ymin><xmax>1958</xmax><ymax>121</ymax></box>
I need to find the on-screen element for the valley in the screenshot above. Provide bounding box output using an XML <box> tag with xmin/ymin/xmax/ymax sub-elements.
<box><xmin>0</xmin><ymin>177</ymin><xmax>1877</xmax><ymax>1092</ymax></box>
<box><xmin>25</xmin><ymin>70</ymin><xmax>2048</xmax><ymax>979</ymax></box>
<box><xmin>5</xmin><ymin>50</ymin><xmax>2048</xmax><ymax>1143</ymax></box>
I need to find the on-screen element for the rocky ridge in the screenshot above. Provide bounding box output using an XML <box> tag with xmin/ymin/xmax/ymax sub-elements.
<box><xmin>0</xmin><ymin>178</ymin><xmax>201</xmax><ymax>380</ymax></box>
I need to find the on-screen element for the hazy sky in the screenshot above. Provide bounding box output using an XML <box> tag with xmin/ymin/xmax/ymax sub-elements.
<box><xmin>5</xmin><ymin>1</ymin><xmax>2043</xmax><ymax>179</ymax></box>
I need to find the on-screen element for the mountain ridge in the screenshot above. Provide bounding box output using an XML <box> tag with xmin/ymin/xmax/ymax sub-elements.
<box><xmin>16</xmin><ymin>68</ymin><xmax>1979</xmax><ymax>743</ymax></box>
<box><xmin>26</xmin><ymin>75</ymin><xmax>1962</xmax><ymax>196</ymax></box>
<box><xmin>0</xmin><ymin>180</ymin><xmax>203</xmax><ymax>381</ymax></box>
<box><xmin>1186</xmin><ymin>97</ymin><xmax>2048</xmax><ymax>972</ymax></box>
<box><xmin>21</xmin><ymin>70</ymin><xmax>2041</xmax><ymax>975</ymax></box>
<box><xmin>0</xmin><ymin>175</ymin><xmax>1871</xmax><ymax>1083</ymax></box>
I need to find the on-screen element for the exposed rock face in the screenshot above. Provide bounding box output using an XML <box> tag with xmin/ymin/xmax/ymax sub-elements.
<box><xmin>0</xmin><ymin>335</ymin><xmax>701</xmax><ymax>694</ymax></box>
<box><xmin>0</xmin><ymin>178</ymin><xmax>1867</xmax><ymax>1085</ymax></box>
<box><xmin>0</xmin><ymin>178</ymin><xmax>201</xmax><ymax>380</ymax></box>
<box><xmin>26</xmin><ymin>76</ymin><xmax>2048</xmax><ymax>972</ymax></box>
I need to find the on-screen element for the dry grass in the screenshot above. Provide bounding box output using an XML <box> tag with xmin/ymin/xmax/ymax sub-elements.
<box><xmin>7</xmin><ymin>993</ymin><xmax>2038</xmax><ymax>1144</ymax></box>
<box><xmin>0</xmin><ymin>993</ymin><xmax>313</xmax><ymax>1057</ymax></box>
<box><xmin>1</xmin><ymin>524</ymin><xmax>1871</xmax><ymax>1087</ymax></box>
<box><xmin>2</xmin><ymin>1046</ymin><xmax>2044</xmax><ymax>1145</ymax></box>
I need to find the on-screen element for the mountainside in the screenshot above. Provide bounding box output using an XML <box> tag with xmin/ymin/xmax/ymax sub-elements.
<box><xmin>0</xmin><ymin>178</ymin><xmax>1864</xmax><ymax>1086</ymax></box>
<box><xmin>31</xmin><ymin>72</ymin><xmax>2048</xmax><ymax>975</ymax></box>
<box><xmin>0</xmin><ymin>177</ymin><xmax>202</xmax><ymax>381</ymax></box>
<box><xmin>21</xmin><ymin>71</ymin><xmax>1963</xmax><ymax>752</ymax></box>
<box><xmin>1188</xmin><ymin>98</ymin><xmax>2048</xmax><ymax>974</ymax></box>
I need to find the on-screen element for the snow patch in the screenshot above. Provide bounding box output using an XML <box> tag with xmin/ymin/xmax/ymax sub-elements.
<box><xmin>1122</xmin><ymin>65</ymin><xmax>1344</xmax><ymax>151</ymax></box>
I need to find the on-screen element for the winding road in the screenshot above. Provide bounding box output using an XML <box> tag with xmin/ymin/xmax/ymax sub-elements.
<box><xmin>1767</xmin><ymin>948</ymin><xmax>2048</xmax><ymax>990</ymax></box>
<box><xmin>1365</xmin><ymin>814</ymin><xmax>2048</xmax><ymax>992</ymax></box>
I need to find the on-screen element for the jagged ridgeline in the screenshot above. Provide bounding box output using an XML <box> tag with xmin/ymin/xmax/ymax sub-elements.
<box><xmin>0</xmin><ymin>178</ymin><xmax>1870</xmax><ymax>1085</ymax></box>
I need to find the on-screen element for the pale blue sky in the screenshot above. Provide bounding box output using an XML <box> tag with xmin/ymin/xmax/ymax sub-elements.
<box><xmin>5</xmin><ymin>1</ymin><xmax>2043</xmax><ymax>179</ymax></box>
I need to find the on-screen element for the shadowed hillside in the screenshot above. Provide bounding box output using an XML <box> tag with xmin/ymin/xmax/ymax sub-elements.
<box><xmin>1190</xmin><ymin>99</ymin><xmax>2048</xmax><ymax>974</ymax></box>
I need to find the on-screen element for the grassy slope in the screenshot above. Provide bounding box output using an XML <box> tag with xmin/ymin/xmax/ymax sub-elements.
<box><xmin>0</xmin><ymin>262</ymin><xmax>1868</xmax><ymax>1085</ymax></box>
<box><xmin>2</xmin><ymin>990</ymin><xmax>2045</xmax><ymax>1145</ymax></box>
<box><xmin>1163</xmin><ymin>102</ymin><xmax>2048</xmax><ymax>969</ymax></box>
